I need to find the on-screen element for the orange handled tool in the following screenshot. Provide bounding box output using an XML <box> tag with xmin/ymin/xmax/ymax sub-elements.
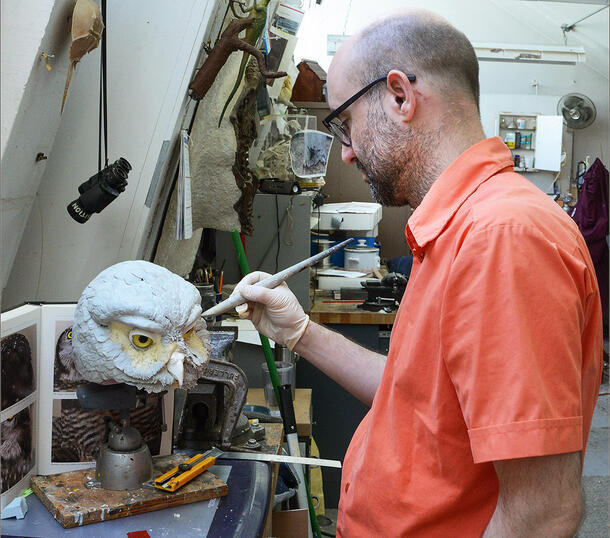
<box><xmin>154</xmin><ymin>451</ymin><xmax>217</xmax><ymax>492</ymax></box>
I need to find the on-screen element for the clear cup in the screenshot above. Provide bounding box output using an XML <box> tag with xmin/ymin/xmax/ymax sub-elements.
<box><xmin>261</xmin><ymin>361</ymin><xmax>295</xmax><ymax>408</ymax></box>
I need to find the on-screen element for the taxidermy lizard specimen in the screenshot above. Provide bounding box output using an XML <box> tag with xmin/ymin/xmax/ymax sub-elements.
<box><xmin>188</xmin><ymin>14</ymin><xmax>286</xmax><ymax>105</ymax></box>
<box><xmin>217</xmin><ymin>0</ymin><xmax>272</xmax><ymax>127</ymax></box>
<box><xmin>230</xmin><ymin>57</ymin><xmax>263</xmax><ymax>234</ymax></box>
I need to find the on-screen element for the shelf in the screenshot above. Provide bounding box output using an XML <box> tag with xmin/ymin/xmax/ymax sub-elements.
<box><xmin>499</xmin><ymin>127</ymin><xmax>536</xmax><ymax>131</ymax></box>
<box><xmin>509</xmin><ymin>147</ymin><xmax>535</xmax><ymax>151</ymax></box>
<box><xmin>514</xmin><ymin>167</ymin><xmax>540</xmax><ymax>172</ymax></box>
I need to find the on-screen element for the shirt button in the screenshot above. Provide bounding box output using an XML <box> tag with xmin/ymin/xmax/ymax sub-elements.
<box><xmin>418</xmin><ymin>252</ymin><xmax>424</xmax><ymax>262</ymax></box>
<box><xmin>345</xmin><ymin>482</ymin><xmax>350</xmax><ymax>493</ymax></box>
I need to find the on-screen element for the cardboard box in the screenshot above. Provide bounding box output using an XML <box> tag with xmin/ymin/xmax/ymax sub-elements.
<box><xmin>272</xmin><ymin>508</ymin><xmax>309</xmax><ymax>538</ymax></box>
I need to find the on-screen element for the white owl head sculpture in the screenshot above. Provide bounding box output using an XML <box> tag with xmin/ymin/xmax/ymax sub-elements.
<box><xmin>72</xmin><ymin>260</ymin><xmax>208</xmax><ymax>393</ymax></box>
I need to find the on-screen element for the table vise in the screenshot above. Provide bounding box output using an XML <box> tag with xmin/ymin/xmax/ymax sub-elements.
<box><xmin>173</xmin><ymin>328</ymin><xmax>263</xmax><ymax>452</ymax></box>
<box><xmin>358</xmin><ymin>272</ymin><xmax>408</xmax><ymax>312</ymax></box>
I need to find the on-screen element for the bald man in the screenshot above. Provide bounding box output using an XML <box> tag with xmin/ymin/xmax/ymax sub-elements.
<box><xmin>235</xmin><ymin>10</ymin><xmax>603</xmax><ymax>536</ymax></box>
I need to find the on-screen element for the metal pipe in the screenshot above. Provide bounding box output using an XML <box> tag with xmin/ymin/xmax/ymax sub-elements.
<box><xmin>562</xmin><ymin>5</ymin><xmax>608</xmax><ymax>32</ymax></box>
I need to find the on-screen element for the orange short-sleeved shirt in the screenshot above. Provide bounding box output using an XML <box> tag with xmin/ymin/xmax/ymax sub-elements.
<box><xmin>337</xmin><ymin>137</ymin><xmax>603</xmax><ymax>537</ymax></box>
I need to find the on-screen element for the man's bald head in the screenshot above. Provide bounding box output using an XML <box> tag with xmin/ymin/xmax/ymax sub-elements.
<box><xmin>345</xmin><ymin>10</ymin><xmax>480</xmax><ymax>111</ymax></box>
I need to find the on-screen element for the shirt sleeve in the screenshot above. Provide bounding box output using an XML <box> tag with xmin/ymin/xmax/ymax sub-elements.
<box><xmin>440</xmin><ymin>223</ymin><xmax>591</xmax><ymax>463</ymax></box>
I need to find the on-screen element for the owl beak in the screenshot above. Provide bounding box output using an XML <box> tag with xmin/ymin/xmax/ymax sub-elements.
<box><xmin>167</xmin><ymin>351</ymin><xmax>184</xmax><ymax>387</ymax></box>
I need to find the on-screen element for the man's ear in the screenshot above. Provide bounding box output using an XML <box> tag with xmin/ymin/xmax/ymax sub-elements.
<box><xmin>385</xmin><ymin>70</ymin><xmax>416</xmax><ymax>122</ymax></box>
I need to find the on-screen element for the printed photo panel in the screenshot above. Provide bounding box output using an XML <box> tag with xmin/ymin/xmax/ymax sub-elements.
<box><xmin>1</xmin><ymin>325</ymin><xmax>36</xmax><ymax>411</ymax></box>
<box><xmin>1</xmin><ymin>405</ymin><xmax>35</xmax><ymax>494</ymax></box>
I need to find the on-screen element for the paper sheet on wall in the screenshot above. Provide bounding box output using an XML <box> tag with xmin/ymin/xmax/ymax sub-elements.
<box><xmin>176</xmin><ymin>129</ymin><xmax>193</xmax><ymax>240</ymax></box>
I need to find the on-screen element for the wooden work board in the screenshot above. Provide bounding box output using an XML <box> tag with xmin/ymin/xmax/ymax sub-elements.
<box><xmin>309</xmin><ymin>297</ymin><xmax>397</xmax><ymax>325</ymax></box>
<box><xmin>30</xmin><ymin>454</ymin><xmax>228</xmax><ymax>529</ymax></box>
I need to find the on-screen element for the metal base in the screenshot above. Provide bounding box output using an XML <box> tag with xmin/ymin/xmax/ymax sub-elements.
<box><xmin>96</xmin><ymin>443</ymin><xmax>153</xmax><ymax>490</ymax></box>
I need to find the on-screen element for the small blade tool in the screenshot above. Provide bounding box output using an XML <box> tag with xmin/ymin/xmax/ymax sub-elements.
<box><xmin>154</xmin><ymin>448</ymin><xmax>341</xmax><ymax>492</ymax></box>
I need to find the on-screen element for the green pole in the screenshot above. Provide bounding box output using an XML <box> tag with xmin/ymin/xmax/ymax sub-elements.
<box><xmin>231</xmin><ymin>229</ymin><xmax>322</xmax><ymax>537</ymax></box>
<box><xmin>231</xmin><ymin>230</ymin><xmax>282</xmax><ymax>406</ymax></box>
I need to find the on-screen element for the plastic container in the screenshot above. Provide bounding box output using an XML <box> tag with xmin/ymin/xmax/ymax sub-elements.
<box><xmin>261</xmin><ymin>361</ymin><xmax>295</xmax><ymax>408</ymax></box>
<box><xmin>344</xmin><ymin>239</ymin><xmax>381</xmax><ymax>272</ymax></box>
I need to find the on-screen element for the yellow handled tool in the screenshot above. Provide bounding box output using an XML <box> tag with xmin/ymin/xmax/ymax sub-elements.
<box><xmin>154</xmin><ymin>451</ymin><xmax>216</xmax><ymax>493</ymax></box>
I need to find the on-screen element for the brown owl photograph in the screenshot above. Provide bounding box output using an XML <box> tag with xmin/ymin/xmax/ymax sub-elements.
<box><xmin>1</xmin><ymin>329</ymin><xmax>36</xmax><ymax>411</ymax></box>
<box><xmin>51</xmin><ymin>393</ymin><xmax>164</xmax><ymax>462</ymax></box>
<box><xmin>53</xmin><ymin>324</ymin><xmax>83</xmax><ymax>392</ymax></box>
<box><xmin>1</xmin><ymin>406</ymin><xmax>34</xmax><ymax>493</ymax></box>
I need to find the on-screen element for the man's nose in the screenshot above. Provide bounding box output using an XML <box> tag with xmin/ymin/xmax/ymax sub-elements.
<box><xmin>341</xmin><ymin>143</ymin><xmax>357</xmax><ymax>165</ymax></box>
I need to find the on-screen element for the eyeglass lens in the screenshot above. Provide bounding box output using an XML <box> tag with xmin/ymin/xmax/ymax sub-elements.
<box><xmin>328</xmin><ymin>118</ymin><xmax>351</xmax><ymax>146</ymax></box>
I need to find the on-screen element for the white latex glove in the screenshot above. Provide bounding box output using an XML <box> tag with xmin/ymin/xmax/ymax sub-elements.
<box><xmin>233</xmin><ymin>271</ymin><xmax>310</xmax><ymax>351</ymax></box>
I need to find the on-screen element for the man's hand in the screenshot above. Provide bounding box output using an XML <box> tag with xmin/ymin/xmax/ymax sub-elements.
<box><xmin>233</xmin><ymin>271</ymin><xmax>310</xmax><ymax>350</ymax></box>
<box><xmin>483</xmin><ymin>451</ymin><xmax>583</xmax><ymax>537</ymax></box>
<box><xmin>234</xmin><ymin>272</ymin><xmax>386</xmax><ymax>405</ymax></box>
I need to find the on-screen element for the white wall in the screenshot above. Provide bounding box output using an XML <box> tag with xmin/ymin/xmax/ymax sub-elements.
<box><xmin>2</xmin><ymin>0</ymin><xmax>226</xmax><ymax>309</ymax></box>
<box><xmin>1</xmin><ymin>0</ymin><xmax>56</xmax><ymax>158</ymax></box>
<box><xmin>1</xmin><ymin>0</ymin><xmax>75</xmax><ymax>295</ymax></box>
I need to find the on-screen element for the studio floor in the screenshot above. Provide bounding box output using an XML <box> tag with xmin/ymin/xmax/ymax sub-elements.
<box><xmin>319</xmin><ymin>382</ymin><xmax>609</xmax><ymax>537</ymax></box>
<box><xmin>578</xmin><ymin>380</ymin><xmax>609</xmax><ymax>538</ymax></box>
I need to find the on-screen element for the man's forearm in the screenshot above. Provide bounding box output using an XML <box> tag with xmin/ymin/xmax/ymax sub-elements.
<box><xmin>294</xmin><ymin>320</ymin><xmax>386</xmax><ymax>406</ymax></box>
<box><xmin>483</xmin><ymin>452</ymin><xmax>584</xmax><ymax>538</ymax></box>
<box><xmin>483</xmin><ymin>496</ymin><xmax>583</xmax><ymax>538</ymax></box>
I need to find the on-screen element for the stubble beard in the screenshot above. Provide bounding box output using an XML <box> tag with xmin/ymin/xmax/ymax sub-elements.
<box><xmin>355</xmin><ymin>104</ymin><xmax>442</xmax><ymax>208</ymax></box>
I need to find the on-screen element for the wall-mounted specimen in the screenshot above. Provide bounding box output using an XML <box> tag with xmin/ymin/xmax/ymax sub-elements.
<box><xmin>61</xmin><ymin>0</ymin><xmax>104</xmax><ymax>113</ymax></box>
<box><xmin>230</xmin><ymin>57</ymin><xmax>263</xmax><ymax>234</ymax></box>
<box><xmin>188</xmin><ymin>15</ymin><xmax>286</xmax><ymax>114</ymax></box>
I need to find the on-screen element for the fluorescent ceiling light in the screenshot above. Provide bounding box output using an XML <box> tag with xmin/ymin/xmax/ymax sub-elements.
<box><xmin>329</xmin><ymin>36</ymin><xmax>587</xmax><ymax>65</ymax></box>
<box><xmin>473</xmin><ymin>43</ymin><xmax>586</xmax><ymax>64</ymax></box>
<box><xmin>520</xmin><ymin>0</ymin><xmax>608</xmax><ymax>4</ymax></box>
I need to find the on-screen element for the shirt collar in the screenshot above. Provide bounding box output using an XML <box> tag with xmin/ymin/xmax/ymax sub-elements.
<box><xmin>406</xmin><ymin>137</ymin><xmax>514</xmax><ymax>255</ymax></box>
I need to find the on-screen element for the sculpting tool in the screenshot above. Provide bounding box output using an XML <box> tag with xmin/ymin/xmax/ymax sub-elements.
<box><xmin>153</xmin><ymin>448</ymin><xmax>341</xmax><ymax>493</ymax></box>
<box><xmin>202</xmin><ymin>237</ymin><xmax>354</xmax><ymax>318</ymax></box>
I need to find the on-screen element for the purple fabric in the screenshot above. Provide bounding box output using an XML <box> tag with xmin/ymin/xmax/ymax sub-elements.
<box><xmin>571</xmin><ymin>158</ymin><xmax>608</xmax><ymax>318</ymax></box>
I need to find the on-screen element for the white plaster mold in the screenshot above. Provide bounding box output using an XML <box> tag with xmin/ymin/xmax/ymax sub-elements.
<box><xmin>72</xmin><ymin>260</ymin><xmax>209</xmax><ymax>392</ymax></box>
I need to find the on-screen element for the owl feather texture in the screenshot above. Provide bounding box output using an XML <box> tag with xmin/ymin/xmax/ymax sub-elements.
<box><xmin>72</xmin><ymin>261</ymin><xmax>209</xmax><ymax>392</ymax></box>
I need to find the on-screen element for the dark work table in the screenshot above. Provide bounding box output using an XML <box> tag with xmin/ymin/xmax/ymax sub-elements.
<box><xmin>309</xmin><ymin>297</ymin><xmax>397</xmax><ymax>325</ymax></box>
<box><xmin>2</xmin><ymin>459</ymin><xmax>271</xmax><ymax>538</ymax></box>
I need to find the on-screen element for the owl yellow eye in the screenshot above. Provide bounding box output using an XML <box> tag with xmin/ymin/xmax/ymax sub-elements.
<box><xmin>130</xmin><ymin>333</ymin><xmax>153</xmax><ymax>349</ymax></box>
<box><xmin>67</xmin><ymin>330</ymin><xmax>72</xmax><ymax>340</ymax></box>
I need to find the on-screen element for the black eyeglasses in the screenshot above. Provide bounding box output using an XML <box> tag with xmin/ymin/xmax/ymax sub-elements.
<box><xmin>322</xmin><ymin>73</ymin><xmax>416</xmax><ymax>146</ymax></box>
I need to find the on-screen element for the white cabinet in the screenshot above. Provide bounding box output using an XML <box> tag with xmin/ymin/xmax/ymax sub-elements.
<box><xmin>495</xmin><ymin>113</ymin><xmax>563</xmax><ymax>172</ymax></box>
